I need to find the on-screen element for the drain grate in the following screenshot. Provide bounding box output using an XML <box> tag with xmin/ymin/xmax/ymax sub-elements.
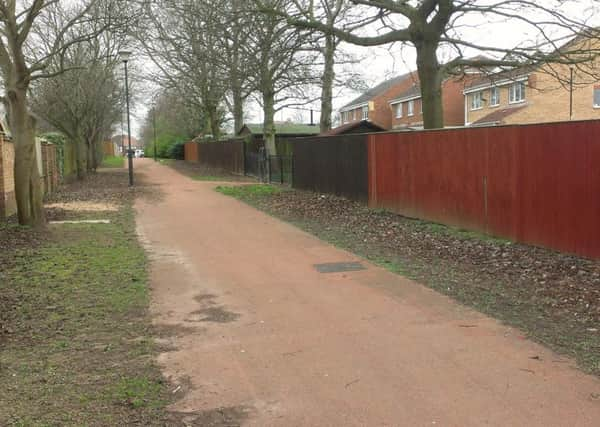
<box><xmin>314</xmin><ymin>262</ymin><xmax>366</xmax><ymax>273</ymax></box>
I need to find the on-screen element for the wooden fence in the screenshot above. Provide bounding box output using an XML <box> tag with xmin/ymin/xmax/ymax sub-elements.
<box><xmin>1</xmin><ymin>137</ymin><xmax>60</xmax><ymax>219</ymax></box>
<box><xmin>368</xmin><ymin>120</ymin><xmax>600</xmax><ymax>259</ymax></box>
<box><xmin>184</xmin><ymin>139</ymin><xmax>245</xmax><ymax>174</ymax></box>
<box><xmin>0</xmin><ymin>133</ymin><xmax>15</xmax><ymax>218</ymax></box>
<box><xmin>183</xmin><ymin>121</ymin><xmax>600</xmax><ymax>259</ymax></box>
<box><xmin>292</xmin><ymin>134</ymin><xmax>369</xmax><ymax>202</ymax></box>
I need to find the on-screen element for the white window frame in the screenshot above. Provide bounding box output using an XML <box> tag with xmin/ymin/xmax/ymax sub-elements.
<box><xmin>407</xmin><ymin>100</ymin><xmax>415</xmax><ymax>116</ymax></box>
<box><xmin>509</xmin><ymin>82</ymin><xmax>526</xmax><ymax>104</ymax></box>
<box><xmin>593</xmin><ymin>87</ymin><xmax>600</xmax><ymax>108</ymax></box>
<box><xmin>471</xmin><ymin>91</ymin><xmax>483</xmax><ymax>110</ymax></box>
<box><xmin>362</xmin><ymin>105</ymin><xmax>369</xmax><ymax>120</ymax></box>
<box><xmin>489</xmin><ymin>87</ymin><xmax>499</xmax><ymax>106</ymax></box>
<box><xmin>395</xmin><ymin>103</ymin><xmax>403</xmax><ymax>118</ymax></box>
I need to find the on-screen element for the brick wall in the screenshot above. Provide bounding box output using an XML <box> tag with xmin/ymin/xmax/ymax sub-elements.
<box><xmin>442</xmin><ymin>77</ymin><xmax>470</xmax><ymax>126</ymax></box>
<box><xmin>391</xmin><ymin>76</ymin><xmax>476</xmax><ymax>129</ymax></box>
<box><xmin>0</xmin><ymin>134</ymin><xmax>16</xmax><ymax>219</ymax></box>
<box><xmin>467</xmin><ymin>38</ymin><xmax>600</xmax><ymax>126</ymax></box>
<box><xmin>339</xmin><ymin>73</ymin><xmax>420</xmax><ymax>130</ymax></box>
<box><xmin>370</xmin><ymin>73</ymin><xmax>419</xmax><ymax>129</ymax></box>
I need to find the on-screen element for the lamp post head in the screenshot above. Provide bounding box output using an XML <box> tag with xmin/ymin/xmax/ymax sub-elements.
<box><xmin>119</xmin><ymin>50</ymin><xmax>132</xmax><ymax>63</ymax></box>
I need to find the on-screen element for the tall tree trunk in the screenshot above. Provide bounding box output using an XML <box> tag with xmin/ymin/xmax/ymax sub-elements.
<box><xmin>320</xmin><ymin>34</ymin><xmax>336</xmax><ymax>133</ymax></box>
<box><xmin>86</xmin><ymin>141</ymin><xmax>94</xmax><ymax>173</ymax></box>
<box><xmin>415</xmin><ymin>43</ymin><xmax>444</xmax><ymax>129</ymax></box>
<box><xmin>206</xmin><ymin>104</ymin><xmax>220</xmax><ymax>141</ymax></box>
<box><xmin>262</xmin><ymin>89</ymin><xmax>276</xmax><ymax>155</ymax></box>
<box><xmin>8</xmin><ymin>87</ymin><xmax>45</xmax><ymax>227</ymax></box>
<box><xmin>74</xmin><ymin>135</ymin><xmax>87</xmax><ymax>180</ymax></box>
<box><xmin>231</xmin><ymin>81</ymin><xmax>244</xmax><ymax>135</ymax></box>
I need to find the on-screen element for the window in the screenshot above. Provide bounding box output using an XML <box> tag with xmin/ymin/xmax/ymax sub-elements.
<box><xmin>395</xmin><ymin>103</ymin><xmax>403</xmax><ymax>118</ymax></box>
<box><xmin>341</xmin><ymin>111</ymin><xmax>347</xmax><ymax>123</ymax></box>
<box><xmin>471</xmin><ymin>91</ymin><xmax>483</xmax><ymax>110</ymax></box>
<box><xmin>594</xmin><ymin>86</ymin><xmax>600</xmax><ymax>107</ymax></box>
<box><xmin>407</xmin><ymin>100</ymin><xmax>414</xmax><ymax>116</ymax></box>
<box><xmin>509</xmin><ymin>82</ymin><xmax>526</xmax><ymax>103</ymax></box>
<box><xmin>362</xmin><ymin>105</ymin><xmax>369</xmax><ymax>120</ymax></box>
<box><xmin>490</xmin><ymin>87</ymin><xmax>499</xmax><ymax>106</ymax></box>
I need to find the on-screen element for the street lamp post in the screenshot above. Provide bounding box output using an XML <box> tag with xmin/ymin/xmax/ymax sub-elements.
<box><xmin>120</xmin><ymin>50</ymin><xmax>134</xmax><ymax>186</ymax></box>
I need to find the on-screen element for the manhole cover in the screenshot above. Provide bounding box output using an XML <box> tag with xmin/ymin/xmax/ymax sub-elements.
<box><xmin>314</xmin><ymin>262</ymin><xmax>366</xmax><ymax>273</ymax></box>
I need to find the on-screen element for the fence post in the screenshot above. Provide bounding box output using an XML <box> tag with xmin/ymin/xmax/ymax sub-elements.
<box><xmin>242</xmin><ymin>140</ymin><xmax>247</xmax><ymax>176</ymax></box>
<box><xmin>279</xmin><ymin>156</ymin><xmax>283</xmax><ymax>184</ymax></box>
<box><xmin>267</xmin><ymin>155</ymin><xmax>271</xmax><ymax>183</ymax></box>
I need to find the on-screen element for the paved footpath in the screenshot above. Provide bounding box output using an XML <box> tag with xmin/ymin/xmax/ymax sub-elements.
<box><xmin>134</xmin><ymin>159</ymin><xmax>600</xmax><ymax>426</ymax></box>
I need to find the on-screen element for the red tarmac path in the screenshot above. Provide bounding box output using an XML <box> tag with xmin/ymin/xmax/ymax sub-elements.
<box><xmin>134</xmin><ymin>159</ymin><xmax>600</xmax><ymax>426</ymax></box>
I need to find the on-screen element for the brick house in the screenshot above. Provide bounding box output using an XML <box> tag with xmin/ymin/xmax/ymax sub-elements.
<box><xmin>337</xmin><ymin>72</ymin><xmax>419</xmax><ymax>130</ymax></box>
<box><xmin>464</xmin><ymin>36</ymin><xmax>600</xmax><ymax>126</ymax></box>
<box><xmin>389</xmin><ymin>77</ymin><xmax>470</xmax><ymax>129</ymax></box>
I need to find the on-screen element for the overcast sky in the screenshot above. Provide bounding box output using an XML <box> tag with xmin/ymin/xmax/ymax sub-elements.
<box><xmin>126</xmin><ymin>0</ymin><xmax>599</xmax><ymax>138</ymax></box>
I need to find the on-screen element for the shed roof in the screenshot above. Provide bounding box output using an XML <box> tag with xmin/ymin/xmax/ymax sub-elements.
<box><xmin>322</xmin><ymin>120</ymin><xmax>386</xmax><ymax>136</ymax></box>
<box><xmin>239</xmin><ymin>123</ymin><xmax>319</xmax><ymax>136</ymax></box>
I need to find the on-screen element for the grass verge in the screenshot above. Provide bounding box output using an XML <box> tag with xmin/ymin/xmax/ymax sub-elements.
<box><xmin>101</xmin><ymin>155</ymin><xmax>125</xmax><ymax>168</ymax></box>
<box><xmin>215</xmin><ymin>184</ymin><xmax>600</xmax><ymax>377</ymax></box>
<box><xmin>216</xmin><ymin>184</ymin><xmax>281</xmax><ymax>198</ymax></box>
<box><xmin>0</xmin><ymin>170</ymin><xmax>173</xmax><ymax>425</ymax></box>
<box><xmin>191</xmin><ymin>175</ymin><xmax>226</xmax><ymax>181</ymax></box>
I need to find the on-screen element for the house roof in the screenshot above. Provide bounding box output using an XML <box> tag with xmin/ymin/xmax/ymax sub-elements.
<box><xmin>470</xmin><ymin>105</ymin><xmax>527</xmax><ymax>126</ymax></box>
<box><xmin>340</xmin><ymin>72</ymin><xmax>416</xmax><ymax>111</ymax></box>
<box><xmin>239</xmin><ymin>123</ymin><xmax>319</xmax><ymax>136</ymax></box>
<box><xmin>389</xmin><ymin>84</ymin><xmax>422</xmax><ymax>104</ymax></box>
<box><xmin>464</xmin><ymin>65</ymin><xmax>536</xmax><ymax>92</ymax></box>
<box><xmin>321</xmin><ymin>120</ymin><xmax>386</xmax><ymax>136</ymax></box>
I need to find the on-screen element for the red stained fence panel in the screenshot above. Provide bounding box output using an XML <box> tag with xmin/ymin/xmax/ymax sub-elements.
<box><xmin>184</xmin><ymin>142</ymin><xmax>199</xmax><ymax>162</ymax></box>
<box><xmin>368</xmin><ymin>120</ymin><xmax>600</xmax><ymax>259</ymax></box>
<box><xmin>184</xmin><ymin>140</ymin><xmax>245</xmax><ymax>174</ymax></box>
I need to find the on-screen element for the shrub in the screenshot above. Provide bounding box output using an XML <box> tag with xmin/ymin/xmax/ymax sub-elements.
<box><xmin>167</xmin><ymin>140</ymin><xmax>186</xmax><ymax>160</ymax></box>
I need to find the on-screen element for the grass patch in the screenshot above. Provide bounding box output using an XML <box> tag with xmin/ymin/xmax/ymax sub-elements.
<box><xmin>158</xmin><ymin>158</ymin><xmax>174</xmax><ymax>166</ymax></box>
<box><xmin>191</xmin><ymin>175</ymin><xmax>226</xmax><ymax>181</ymax></box>
<box><xmin>0</xmin><ymin>176</ymin><xmax>172</xmax><ymax>425</ymax></box>
<box><xmin>215</xmin><ymin>184</ymin><xmax>281</xmax><ymax>199</ymax></box>
<box><xmin>102</xmin><ymin>155</ymin><xmax>125</xmax><ymax>168</ymax></box>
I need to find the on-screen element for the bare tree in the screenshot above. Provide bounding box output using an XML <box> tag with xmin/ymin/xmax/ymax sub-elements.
<box><xmin>296</xmin><ymin>0</ymin><xmax>363</xmax><ymax>132</ymax></box>
<box><xmin>0</xmin><ymin>0</ymin><xmax>121</xmax><ymax>226</ymax></box>
<box><xmin>139</xmin><ymin>89</ymin><xmax>205</xmax><ymax>157</ymax></box>
<box><xmin>246</xmin><ymin>0</ymin><xmax>320</xmax><ymax>154</ymax></box>
<box><xmin>258</xmin><ymin>0</ymin><xmax>600</xmax><ymax>129</ymax></box>
<box><xmin>31</xmin><ymin>34</ymin><xmax>124</xmax><ymax>179</ymax></box>
<box><xmin>138</xmin><ymin>0</ymin><xmax>230</xmax><ymax>139</ymax></box>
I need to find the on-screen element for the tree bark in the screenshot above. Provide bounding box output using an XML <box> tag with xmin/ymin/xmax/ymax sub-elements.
<box><xmin>320</xmin><ymin>34</ymin><xmax>335</xmax><ymax>132</ymax></box>
<box><xmin>262</xmin><ymin>89</ymin><xmax>276</xmax><ymax>155</ymax></box>
<box><xmin>74</xmin><ymin>135</ymin><xmax>87</xmax><ymax>180</ymax></box>
<box><xmin>415</xmin><ymin>42</ymin><xmax>444</xmax><ymax>129</ymax></box>
<box><xmin>206</xmin><ymin>104</ymin><xmax>220</xmax><ymax>141</ymax></box>
<box><xmin>231</xmin><ymin>81</ymin><xmax>244</xmax><ymax>135</ymax></box>
<box><xmin>8</xmin><ymin>88</ymin><xmax>45</xmax><ymax>227</ymax></box>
